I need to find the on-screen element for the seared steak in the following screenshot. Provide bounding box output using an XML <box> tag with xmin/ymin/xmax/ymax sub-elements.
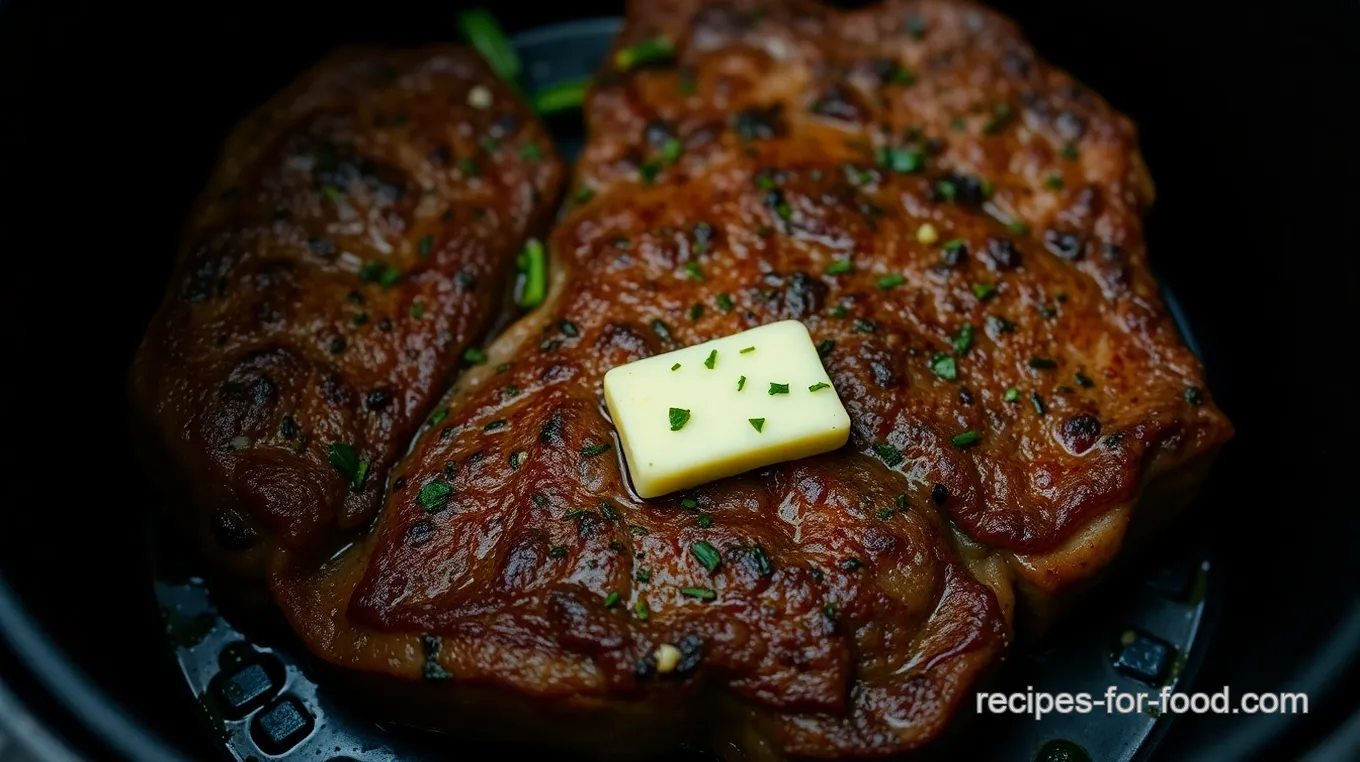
<box><xmin>130</xmin><ymin>47</ymin><xmax>564</xmax><ymax>580</ymax></box>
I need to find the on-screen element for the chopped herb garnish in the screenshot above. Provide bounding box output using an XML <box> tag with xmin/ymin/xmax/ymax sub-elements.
<box><xmin>1008</xmin><ymin>220</ymin><xmax>1031</xmax><ymax>235</ymax></box>
<box><xmin>634</xmin><ymin>601</ymin><xmax>650</xmax><ymax>620</ymax></box>
<box><xmin>716</xmin><ymin>293</ymin><xmax>734</xmax><ymax>312</ymax></box>
<box><xmin>581</xmin><ymin>442</ymin><xmax>612</xmax><ymax>458</ymax></box>
<box><xmin>1075</xmin><ymin>371</ymin><xmax>1094</xmax><ymax>388</ymax></box>
<box><xmin>661</xmin><ymin>136</ymin><xmax>683</xmax><ymax>163</ymax></box>
<box><xmin>411</xmin><ymin>301</ymin><xmax>426</xmax><ymax>318</ymax></box>
<box><xmin>768</xmin><ymin>382</ymin><xmax>790</xmax><ymax>395</ymax></box>
<box><xmin>483</xmin><ymin>419</ymin><xmax>506</xmax><ymax>431</ymax></box>
<box><xmin>321</xmin><ymin>184</ymin><xmax>344</xmax><ymax>203</ymax></box>
<box><xmin>740</xmin><ymin>346</ymin><xmax>755</xmax><ymax>354</ymax></box>
<box><xmin>681</xmin><ymin>498</ymin><xmax>698</xmax><ymax>509</ymax></box>
<box><xmin>418</xmin><ymin>481</ymin><xmax>453</xmax><ymax>511</ymax></box>
<box><xmin>1061</xmin><ymin>142</ymin><xmax>1079</xmax><ymax>160</ymax></box>
<box><xmin>517</xmin><ymin>239</ymin><xmax>547</xmax><ymax>308</ymax></box>
<box><xmin>429</xmin><ymin>408</ymin><xmax>449</xmax><ymax>426</ymax></box>
<box><xmin>615</xmin><ymin>37</ymin><xmax>675</xmax><ymax>71</ymax></box>
<box><xmin>459</xmin><ymin>157</ymin><xmax>479</xmax><ymax>177</ymax></box>
<box><xmin>874</xmin><ymin>443</ymin><xmax>905</xmax><ymax>467</ymax></box>
<box><xmin>679</xmin><ymin>586</ymin><xmax>717</xmax><ymax>601</ymax></box>
<box><xmin>549</xmin><ymin>546</ymin><xmax>566</xmax><ymax>558</ymax></box>
<box><xmin>808</xmin><ymin>382</ymin><xmax>830</xmax><ymax>392</ymax></box>
<box><xmin>560</xmin><ymin>320</ymin><xmax>579</xmax><ymax>337</ymax></box>
<box><xmin>669</xmin><ymin>407</ymin><xmax>692</xmax><ymax>431</ymax></box>
<box><xmin>953</xmin><ymin>324</ymin><xmax>975</xmax><ymax>355</ymax></box>
<box><xmin>973</xmin><ymin>282</ymin><xmax>998</xmax><ymax>300</ymax></box>
<box><xmin>603</xmin><ymin>591</ymin><xmax>621</xmax><ymax>608</ymax></box>
<box><xmin>327</xmin><ymin>443</ymin><xmax>368</xmax><ymax>489</ymax></box>
<box><xmin>749</xmin><ymin>418</ymin><xmax>765</xmax><ymax>432</ymax></box>
<box><xmin>853</xmin><ymin>318</ymin><xmax>876</xmax><ymax>333</ymax></box>
<box><xmin>841</xmin><ymin>558</ymin><xmax>863</xmax><ymax>571</ymax></box>
<box><xmin>635</xmin><ymin>568</ymin><xmax>652</xmax><ymax>582</ymax></box>
<box><xmin>359</xmin><ymin>260</ymin><xmax>402</xmax><ymax>287</ymax></box>
<box><xmin>652</xmin><ymin>319</ymin><xmax>673</xmax><ymax>344</ymax></box>
<box><xmin>1003</xmin><ymin>386</ymin><xmax>1020</xmax><ymax>402</ymax></box>
<box><xmin>1031</xmin><ymin>391</ymin><xmax>1048</xmax><ymax>416</ymax></box>
<box><xmin>877</xmin><ymin>273</ymin><xmax>906</xmax><ymax>290</ymax></box>
<box><xmin>823</xmin><ymin>603</ymin><xmax>838</xmax><ymax>620</ymax></box>
<box><xmin>683</xmin><ymin>261</ymin><xmax>704</xmax><ymax>281</ymax></box>
<box><xmin>692</xmin><ymin>541</ymin><xmax>722</xmax><ymax>572</ymax></box>
<box><xmin>876</xmin><ymin>146</ymin><xmax>924</xmax><ymax>173</ymax></box>
<box><xmin>1028</xmin><ymin>356</ymin><xmax>1058</xmax><ymax>369</ymax></box>
<box><xmin>671</xmin><ymin>363</ymin><xmax>681</xmax><ymax>371</ymax></box>
<box><xmin>418</xmin><ymin>234</ymin><xmax>434</xmax><ymax>258</ymax></box>
<box><xmin>816</xmin><ymin>340</ymin><xmax>836</xmax><ymax>358</ymax></box>
<box><xmin>826</xmin><ymin>260</ymin><xmax>854</xmax><ymax>275</ymax></box>
<box><xmin>573</xmin><ymin>185</ymin><xmax>595</xmax><ymax>205</ymax></box>
<box><xmin>737</xmin><ymin>375</ymin><xmax>747</xmax><ymax>391</ymax></box>
<box><xmin>951</xmin><ymin>430</ymin><xmax>981</xmax><ymax>448</ymax></box>
<box><xmin>987</xmin><ymin>315</ymin><xmax>1017</xmax><ymax>334</ymax></box>
<box><xmin>456</xmin><ymin>8</ymin><xmax>522</xmax><ymax>82</ymax></box>
<box><xmin>929</xmin><ymin>353</ymin><xmax>958</xmax><ymax>381</ymax></box>
<box><xmin>532</xmin><ymin>78</ymin><xmax>589</xmax><ymax>115</ymax></box>
<box><xmin>689</xmin><ymin>303</ymin><xmax>704</xmax><ymax>321</ymax></box>
<box><xmin>697</xmin><ymin>513</ymin><xmax>713</xmax><ymax>528</ymax></box>
<box><xmin>704</xmin><ymin>349</ymin><xmax>717</xmax><ymax>369</ymax></box>
<box><xmin>639</xmin><ymin>161</ymin><xmax>661</xmax><ymax>184</ymax></box>
<box><xmin>982</xmin><ymin>102</ymin><xmax>1014</xmax><ymax>134</ymax></box>
<box><xmin>876</xmin><ymin>507</ymin><xmax>894</xmax><ymax>520</ymax></box>
<box><xmin>1045</xmin><ymin>174</ymin><xmax>1065</xmax><ymax>191</ymax></box>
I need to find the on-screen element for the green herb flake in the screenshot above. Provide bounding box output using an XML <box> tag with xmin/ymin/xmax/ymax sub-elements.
<box><xmin>634</xmin><ymin>601</ymin><xmax>650</xmax><ymax>620</ymax></box>
<box><xmin>573</xmin><ymin>185</ymin><xmax>595</xmax><ymax>205</ymax></box>
<box><xmin>737</xmin><ymin>375</ymin><xmax>747</xmax><ymax>391</ymax></box>
<box><xmin>661</xmin><ymin>136</ymin><xmax>683</xmax><ymax>163</ymax></box>
<box><xmin>1074</xmin><ymin>371</ymin><xmax>1094</xmax><ymax>388</ymax></box>
<box><xmin>684</xmin><ymin>261</ymin><xmax>704</xmax><ymax>281</ymax></box>
<box><xmin>740</xmin><ymin>346</ymin><xmax>755</xmax><ymax>354</ymax></box>
<box><xmin>679</xmin><ymin>586</ymin><xmax>717</xmax><ymax>601</ymax></box>
<box><xmin>973</xmin><ymin>282</ymin><xmax>998</xmax><ymax>301</ymax></box>
<box><xmin>716</xmin><ymin>293</ymin><xmax>734</xmax><ymax>312</ymax></box>
<box><xmin>704</xmin><ymin>349</ymin><xmax>717</xmax><ymax>369</ymax></box>
<box><xmin>1031</xmin><ymin>391</ymin><xmax>1048</xmax><ymax>416</ymax></box>
<box><xmin>826</xmin><ymin>260</ymin><xmax>854</xmax><ymax>275</ymax></box>
<box><xmin>560</xmin><ymin>320</ymin><xmax>579</xmax><ymax>337</ymax></box>
<box><xmin>689</xmin><ymin>303</ymin><xmax>704</xmax><ymax>321</ymax></box>
<box><xmin>483</xmin><ymin>419</ymin><xmax>506</xmax><ymax>431</ymax></box>
<box><xmin>1003</xmin><ymin>386</ymin><xmax>1020</xmax><ymax>402</ymax></box>
<box><xmin>581</xmin><ymin>442</ymin><xmax>612</xmax><ymax>458</ymax></box>
<box><xmin>808</xmin><ymin>382</ymin><xmax>831</xmax><ymax>392</ymax></box>
<box><xmin>876</xmin><ymin>273</ymin><xmax>906</xmax><ymax>290</ymax></box>
<box><xmin>696</xmin><ymin>513</ymin><xmax>713</xmax><ymax>528</ymax></box>
<box><xmin>874</xmin><ymin>443</ymin><xmax>904</xmax><ymax>467</ymax></box>
<box><xmin>418</xmin><ymin>234</ymin><xmax>434</xmax><ymax>258</ymax></box>
<box><xmin>429</xmin><ymin>408</ymin><xmax>449</xmax><ymax>426</ymax></box>
<box><xmin>749</xmin><ymin>418</ymin><xmax>765</xmax><ymax>432</ymax></box>
<box><xmin>669</xmin><ymin>407</ymin><xmax>692</xmax><ymax>431</ymax></box>
<box><xmin>549</xmin><ymin>546</ymin><xmax>566</xmax><ymax>558</ymax></box>
<box><xmin>1045</xmin><ymin>174</ymin><xmax>1065</xmax><ymax>191</ymax></box>
<box><xmin>929</xmin><ymin>353</ymin><xmax>958</xmax><ymax>381</ymax></box>
<box><xmin>951</xmin><ymin>430</ymin><xmax>981</xmax><ymax>448</ymax></box>
<box><xmin>615</xmin><ymin>37</ymin><xmax>675</xmax><ymax>71</ymax></box>
<box><xmin>410</xmin><ymin>301</ymin><xmax>426</xmax><ymax>319</ymax></box>
<box><xmin>953</xmin><ymin>324</ymin><xmax>975</xmax><ymax>355</ymax></box>
<box><xmin>816</xmin><ymin>339</ymin><xmax>835</xmax><ymax>358</ymax></box>
<box><xmin>418</xmin><ymin>481</ymin><xmax>453</xmax><ymax>511</ymax></box>
<box><xmin>520</xmin><ymin>141</ymin><xmax>543</xmax><ymax>161</ymax></box>
<box><xmin>1061</xmin><ymin>142</ymin><xmax>1080</xmax><ymax>160</ymax></box>
<box><xmin>635</xmin><ymin>567</ymin><xmax>652</xmax><ymax>582</ymax></box>
<box><xmin>681</xmin><ymin>498</ymin><xmax>698</xmax><ymax>510</ymax></box>
<box><xmin>671</xmin><ymin>363</ymin><xmax>681</xmax><ymax>371</ymax></box>
<box><xmin>1028</xmin><ymin>356</ymin><xmax>1058</xmax><ymax>369</ymax></box>
<box><xmin>462</xmin><ymin>347</ymin><xmax>487</xmax><ymax>365</ymax></box>
<box><xmin>603</xmin><ymin>591</ymin><xmax>621</xmax><ymax>608</ymax></box>
<box><xmin>768</xmin><ymin>382</ymin><xmax>790</xmax><ymax>395</ymax></box>
<box><xmin>692</xmin><ymin>541</ymin><xmax>722</xmax><ymax>572</ymax></box>
<box><xmin>876</xmin><ymin>146</ymin><xmax>924</xmax><ymax>174</ymax></box>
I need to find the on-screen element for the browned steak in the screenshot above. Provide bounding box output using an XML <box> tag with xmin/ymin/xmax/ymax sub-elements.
<box><xmin>130</xmin><ymin>46</ymin><xmax>564</xmax><ymax>580</ymax></box>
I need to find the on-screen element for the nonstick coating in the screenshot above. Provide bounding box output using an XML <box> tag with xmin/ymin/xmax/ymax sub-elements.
<box><xmin>147</xmin><ymin>18</ymin><xmax>1217</xmax><ymax>762</ymax></box>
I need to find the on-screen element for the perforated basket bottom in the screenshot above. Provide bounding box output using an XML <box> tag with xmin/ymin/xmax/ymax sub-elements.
<box><xmin>150</xmin><ymin>17</ymin><xmax>1217</xmax><ymax>762</ymax></box>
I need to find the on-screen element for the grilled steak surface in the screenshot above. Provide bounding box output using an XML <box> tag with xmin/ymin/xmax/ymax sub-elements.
<box><xmin>130</xmin><ymin>47</ymin><xmax>563</xmax><ymax>577</ymax></box>
<box><xmin>273</xmin><ymin>0</ymin><xmax>1227</xmax><ymax>759</ymax></box>
<box><xmin>133</xmin><ymin>0</ymin><xmax>1232</xmax><ymax>759</ymax></box>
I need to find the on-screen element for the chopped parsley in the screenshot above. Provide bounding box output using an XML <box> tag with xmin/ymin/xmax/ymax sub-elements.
<box><xmin>671</xmin><ymin>363</ymin><xmax>681</xmax><ymax>371</ymax></box>
<box><xmin>749</xmin><ymin>418</ymin><xmax>765</xmax><ymax>432</ymax></box>
<box><xmin>737</xmin><ymin>375</ymin><xmax>747</xmax><ymax>391</ymax></box>
<box><xmin>692</xmin><ymin>541</ymin><xmax>722</xmax><ymax>572</ymax></box>
<box><xmin>826</xmin><ymin>260</ymin><xmax>854</xmax><ymax>275</ymax></box>
<box><xmin>951</xmin><ymin>430</ymin><xmax>981</xmax><ymax>448</ymax></box>
<box><xmin>704</xmin><ymin>349</ymin><xmax>717</xmax><ymax>369</ymax></box>
<box><xmin>768</xmin><ymin>382</ymin><xmax>790</xmax><ymax>395</ymax></box>
<box><xmin>689</xmin><ymin>303</ymin><xmax>704</xmax><ymax>321</ymax></box>
<box><xmin>973</xmin><ymin>282</ymin><xmax>998</xmax><ymax>300</ymax></box>
<box><xmin>817</xmin><ymin>339</ymin><xmax>835</xmax><ymax>357</ymax></box>
<box><xmin>716</xmin><ymin>293</ymin><xmax>734</xmax><ymax>312</ymax></box>
<box><xmin>418</xmin><ymin>481</ymin><xmax>453</xmax><ymax>511</ymax></box>
<box><xmin>560</xmin><ymin>320</ymin><xmax>579</xmax><ymax>337</ymax></box>
<box><xmin>679</xmin><ymin>586</ymin><xmax>717</xmax><ymax>601</ymax></box>
<box><xmin>411</xmin><ymin>301</ymin><xmax>426</xmax><ymax>318</ymax></box>
<box><xmin>580</xmin><ymin>442</ymin><xmax>612</xmax><ymax>458</ymax></box>
<box><xmin>483</xmin><ymin>419</ymin><xmax>506</xmax><ymax>431</ymax></box>
<box><xmin>809</xmin><ymin>382</ymin><xmax>830</xmax><ymax>392</ymax></box>
<box><xmin>462</xmin><ymin>347</ymin><xmax>487</xmax><ymax>365</ymax></box>
<box><xmin>634</xmin><ymin>601</ymin><xmax>650</xmax><ymax>620</ymax></box>
<box><xmin>429</xmin><ymin>408</ymin><xmax>449</xmax><ymax>426</ymax></box>
<box><xmin>929</xmin><ymin>353</ymin><xmax>958</xmax><ymax>381</ymax></box>
<box><xmin>877</xmin><ymin>273</ymin><xmax>906</xmax><ymax>290</ymax></box>
<box><xmin>684</xmin><ymin>261</ymin><xmax>704</xmax><ymax>281</ymax></box>
<box><xmin>661</xmin><ymin>137</ymin><xmax>683</xmax><ymax>163</ymax></box>
<box><xmin>1003</xmin><ymin>386</ymin><xmax>1020</xmax><ymax>402</ymax></box>
<box><xmin>669</xmin><ymin>407</ymin><xmax>692</xmax><ymax>431</ymax></box>
<box><xmin>1061</xmin><ymin>142</ymin><xmax>1079</xmax><ymax>160</ymax></box>
<box><xmin>873</xmin><ymin>443</ymin><xmax>904</xmax><ymax>467</ymax></box>
<box><xmin>876</xmin><ymin>146</ymin><xmax>924</xmax><ymax>173</ymax></box>
<box><xmin>603</xmin><ymin>591</ymin><xmax>621</xmax><ymax>608</ymax></box>
<box><xmin>752</xmin><ymin>545</ymin><xmax>774</xmax><ymax>576</ymax></box>
<box><xmin>740</xmin><ymin>346</ymin><xmax>755</xmax><ymax>354</ymax></box>
<box><xmin>1046</xmin><ymin>174</ymin><xmax>1065</xmax><ymax>190</ymax></box>
<box><xmin>953</xmin><ymin>324</ymin><xmax>975</xmax><ymax>355</ymax></box>
<box><xmin>327</xmin><ymin>443</ymin><xmax>368</xmax><ymax>490</ymax></box>
<box><xmin>615</xmin><ymin>37</ymin><xmax>675</xmax><ymax>71</ymax></box>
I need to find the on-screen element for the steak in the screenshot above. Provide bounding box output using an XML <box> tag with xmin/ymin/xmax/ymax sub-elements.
<box><xmin>130</xmin><ymin>46</ymin><xmax>564</xmax><ymax>581</ymax></box>
<box><xmin>272</xmin><ymin>0</ymin><xmax>1228</xmax><ymax>759</ymax></box>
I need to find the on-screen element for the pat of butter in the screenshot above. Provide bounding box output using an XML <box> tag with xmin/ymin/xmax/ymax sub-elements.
<box><xmin>603</xmin><ymin>320</ymin><xmax>850</xmax><ymax>498</ymax></box>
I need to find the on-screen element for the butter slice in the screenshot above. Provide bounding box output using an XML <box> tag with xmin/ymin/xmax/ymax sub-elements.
<box><xmin>603</xmin><ymin>320</ymin><xmax>851</xmax><ymax>498</ymax></box>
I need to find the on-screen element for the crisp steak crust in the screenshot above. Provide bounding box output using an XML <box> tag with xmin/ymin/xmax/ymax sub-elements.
<box><xmin>130</xmin><ymin>46</ymin><xmax>563</xmax><ymax>578</ymax></box>
<box><xmin>140</xmin><ymin>0</ymin><xmax>1232</xmax><ymax>759</ymax></box>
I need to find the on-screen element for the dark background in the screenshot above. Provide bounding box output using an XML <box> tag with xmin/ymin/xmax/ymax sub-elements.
<box><xmin>2</xmin><ymin>1</ymin><xmax>1358</xmax><ymax>760</ymax></box>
